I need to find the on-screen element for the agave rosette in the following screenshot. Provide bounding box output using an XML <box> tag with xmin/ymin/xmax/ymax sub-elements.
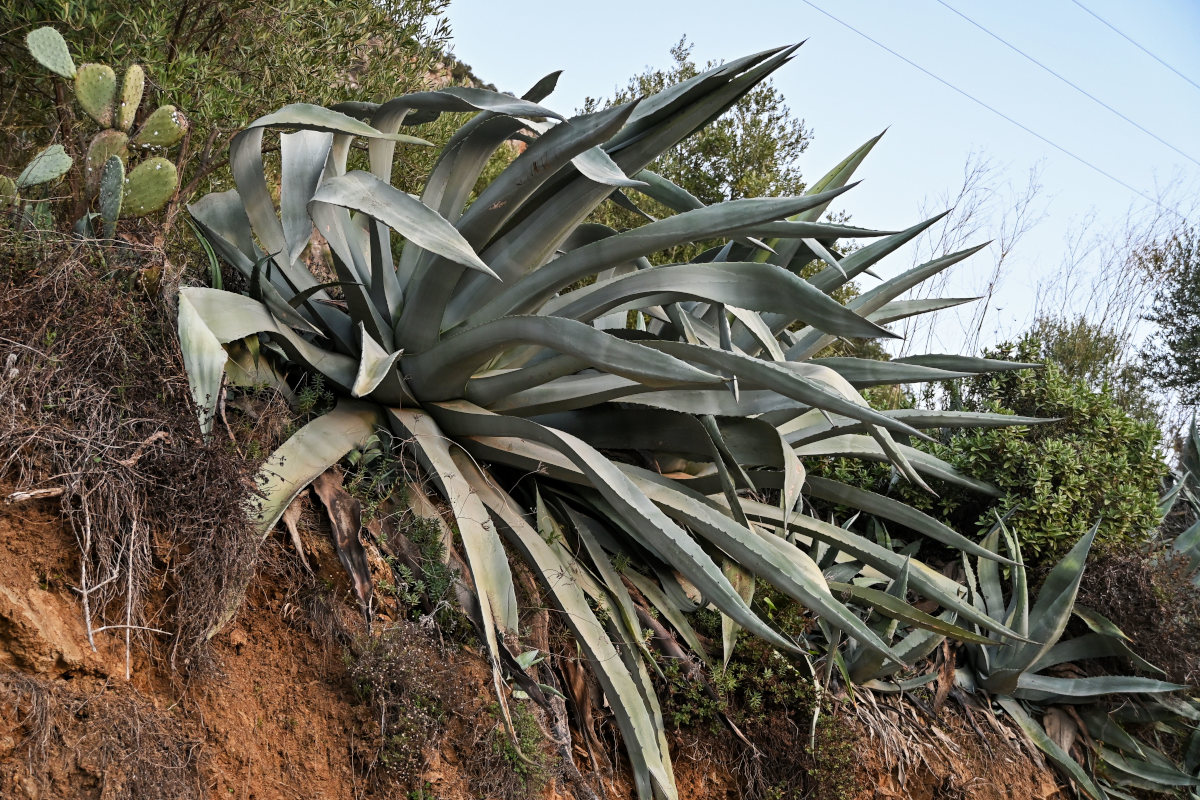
<box><xmin>179</xmin><ymin>46</ymin><xmax>1041</xmax><ymax>799</ymax></box>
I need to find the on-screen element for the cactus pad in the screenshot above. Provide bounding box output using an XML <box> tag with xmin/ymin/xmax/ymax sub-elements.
<box><xmin>0</xmin><ymin>176</ymin><xmax>17</xmax><ymax>209</ymax></box>
<box><xmin>117</xmin><ymin>65</ymin><xmax>145</xmax><ymax>131</ymax></box>
<box><xmin>25</xmin><ymin>27</ymin><xmax>76</xmax><ymax>79</ymax></box>
<box><xmin>75</xmin><ymin>63</ymin><xmax>118</xmax><ymax>127</ymax></box>
<box><xmin>16</xmin><ymin>144</ymin><xmax>73</xmax><ymax>189</ymax></box>
<box><xmin>121</xmin><ymin>157</ymin><xmax>177</xmax><ymax>218</ymax></box>
<box><xmin>99</xmin><ymin>156</ymin><xmax>124</xmax><ymax>238</ymax></box>
<box><xmin>84</xmin><ymin>130</ymin><xmax>129</xmax><ymax>193</ymax></box>
<box><xmin>133</xmin><ymin>105</ymin><xmax>188</xmax><ymax>148</ymax></box>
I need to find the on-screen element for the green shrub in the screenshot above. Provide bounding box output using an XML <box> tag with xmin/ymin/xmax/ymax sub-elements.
<box><xmin>894</xmin><ymin>331</ymin><xmax>1166</xmax><ymax>566</ymax></box>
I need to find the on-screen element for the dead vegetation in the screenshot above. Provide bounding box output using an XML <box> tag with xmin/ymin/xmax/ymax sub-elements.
<box><xmin>0</xmin><ymin>229</ymin><xmax>264</xmax><ymax>674</ymax></box>
<box><xmin>0</xmin><ymin>672</ymin><xmax>202</xmax><ymax>799</ymax></box>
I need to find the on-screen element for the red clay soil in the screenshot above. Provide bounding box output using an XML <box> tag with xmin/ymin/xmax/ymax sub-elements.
<box><xmin>0</xmin><ymin>494</ymin><xmax>1068</xmax><ymax>800</ymax></box>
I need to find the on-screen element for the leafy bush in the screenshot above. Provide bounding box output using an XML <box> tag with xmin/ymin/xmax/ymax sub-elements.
<box><xmin>835</xmin><ymin>329</ymin><xmax>1167</xmax><ymax>568</ymax></box>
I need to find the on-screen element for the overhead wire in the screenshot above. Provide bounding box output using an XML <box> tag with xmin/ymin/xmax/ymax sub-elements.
<box><xmin>934</xmin><ymin>0</ymin><xmax>1200</xmax><ymax>170</ymax></box>
<box><xmin>1069</xmin><ymin>0</ymin><xmax>1200</xmax><ymax>96</ymax></box>
<box><xmin>800</xmin><ymin>0</ymin><xmax>1188</xmax><ymax>220</ymax></box>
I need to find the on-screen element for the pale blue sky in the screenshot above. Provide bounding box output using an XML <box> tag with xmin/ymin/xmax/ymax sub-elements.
<box><xmin>445</xmin><ymin>0</ymin><xmax>1200</xmax><ymax>353</ymax></box>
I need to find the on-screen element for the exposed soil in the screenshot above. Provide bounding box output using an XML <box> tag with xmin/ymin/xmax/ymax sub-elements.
<box><xmin>0</xmin><ymin>492</ymin><xmax>1070</xmax><ymax>800</ymax></box>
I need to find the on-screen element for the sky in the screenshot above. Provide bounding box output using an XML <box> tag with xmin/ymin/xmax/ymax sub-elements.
<box><xmin>445</xmin><ymin>0</ymin><xmax>1200</xmax><ymax>355</ymax></box>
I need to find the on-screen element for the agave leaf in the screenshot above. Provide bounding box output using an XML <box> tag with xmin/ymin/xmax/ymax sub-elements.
<box><xmin>385</xmin><ymin>408</ymin><xmax>518</xmax><ymax>634</ymax></box>
<box><xmin>178</xmin><ymin>287</ymin><xmax>357</xmax><ymax>391</ymax></box>
<box><xmin>461</xmin><ymin>104</ymin><xmax>639</xmax><ymax>250</ymax></box>
<box><xmin>792</xmin><ymin>434</ymin><xmax>999</xmax><ymax>496</ymax></box>
<box><xmin>351</xmin><ymin>323</ymin><xmax>403</xmax><ymax>399</ymax></box>
<box><xmin>1014</xmin><ymin>674</ymin><xmax>1186</xmax><ymax>702</ymax></box>
<box><xmin>455</xmin><ymin>453</ymin><xmax>676</xmax><ymax>800</ymax></box>
<box><xmin>632</xmin><ymin>168</ymin><xmax>704</xmax><ymax>212</ymax></box>
<box><xmin>740</xmin><ymin>498</ymin><xmax>1027</xmax><ymax>641</ymax></box>
<box><xmin>254</xmin><ymin>399</ymin><xmax>381</xmax><ymax>535</ymax></box>
<box><xmin>803</xmin><ymin>476</ymin><xmax>1011</xmax><ymax>563</ymax></box>
<box><xmin>545</xmin><ymin>262</ymin><xmax>893</xmax><ymax>340</ymax></box>
<box><xmin>427</xmin><ymin>400</ymin><xmax>798</xmax><ymax>654</ymax></box>
<box><xmin>867</xmin><ymin>297</ymin><xmax>979</xmax><ymax>325</ymax></box>
<box><xmin>828</xmin><ymin>581</ymin><xmax>995</xmax><ymax>644</ymax></box>
<box><xmin>279</xmin><ymin>130</ymin><xmax>333</xmax><ymax>265</ymax></box>
<box><xmin>997</xmin><ymin>697</ymin><xmax>1108</xmax><ymax>800</ymax></box>
<box><xmin>392</xmin><ymin>86</ymin><xmax>562</xmax><ymax>120</ymax></box>
<box><xmin>988</xmin><ymin>524</ymin><xmax>1098</xmax><ymax>691</ymax></box>
<box><xmin>406</xmin><ymin>316</ymin><xmax>722</xmax><ymax>401</ymax></box>
<box><xmin>565</xmin><ymin>508</ymin><xmax>645</xmax><ymax>635</ymax></box>
<box><xmin>779</xmin><ymin>408</ymin><xmax>1051</xmax><ymax>446</ymax></box>
<box><xmin>1031</xmin><ymin>632</ymin><xmax>1164</xmax><ymax>676</ymax></box>
<box><xmin>873</xmin><ymin>613</ymin><xmax>955</xmax><ymax>678</ymax></box>
<box><xmin>311</xmin><ymin>171</ymin><xmax>494</xmax><ymax>275</ymax></box>
<box><xmin>895</xmin><ymin>354</ymin><xmax>1041</xmax><ymax>373</ymax></box>
<box><xmin>810</xmin><ymin>357</ymin><xmax>973</xmax><ymax>387</ymax></box>
<box><xmin>177</xmin><ymin>289</ymin><xmax>230</xmax><ymax>435</ymax></box>
<box><xmin>1102</xmin><ymin>747</ymin><xmax>1200</xmax><ymax>788</ymax></box>
<box><xmin>1076</xmin><ymin>708</ymin><xmax>1147</xmax><ymax>759</ymax></box>
<box><xmin>787</xmin><ymin>242</ymin><xmax>986</xmax><ymax>359</ymax></box>
<box><xmin>622</xmin><ymin>569</ymin><xmax>713</xmax><ymax>667</ymax></box>
<box><xmin>247</xmin><ymin>103</ymin><xmax>430</xmax><ymax>143</ymax></box>
<box><xmin>623</xmin><ymin>468</ymin><xmax>905</xmax><ymax>663</ymax></box>
<box><xmin>642</xmin><ymin>345</ymin><xmax>942</xmax><ymax>446</ymax></box>
<box><xmin>462</xmin><ymin>188</ymin><xmax>859</xmax><ymax>327</ymax></box>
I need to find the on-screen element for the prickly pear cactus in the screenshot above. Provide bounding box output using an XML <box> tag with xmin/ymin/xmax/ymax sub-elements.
<box><xmin>133</xmin><ymin>105</ymin><xmax>188</xmax><ymax>148</ymax></box>
<box><xmin>0</xmin><ymin>176</ymin><xmax>17</xmax><ymax>209</ymax></box>
<box><xmin>84</xmin><ymin>130</ymin><xmax>130</xmax><ymax>193</ymax></box>
<box><xmin>117</xmin><ymin>65</ymin><xmax>145</xmax><ymax>132</ymax></box>
<box><xmin>25</xmin><ymin>27</ymin><xmax>75</xmax><ymax>79</ymax></box>
<box><xmin>16</xmin><ymin>26</ymin><xmax>188</xmax><ymax>230</ymax></box>
<box><xmin>16</xmin><ymin>144</ymin><xmax>73</xmax><ymax>190</ymax></box>
<box><xmin>99</xmin><ymin>156</ymin><xmax>124</xmax><ymax>238</ymax></box>
<box><xmin>121</xmin><ymin>157</ymin><xmax>176</xmax><ymax>218</ymax></box>
<box><xmin>75</xmin><ymin>63</ymin><xmax>118</xmax><ymax>127</ymax></box>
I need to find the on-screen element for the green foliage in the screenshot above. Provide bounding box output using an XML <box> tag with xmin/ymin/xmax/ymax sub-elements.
<box><xmin>1027</xmin><ymin>314</ymin><xmax>1160</xmax><ymax>424</ymax></box>
<box><xmin>841</xmin><ymin>329</ymin><xmax>1168</xmax><ymax>568</ymax></box>
<box><xmin>1143</xmin><ymin>226</ymin><xmax>1200</xmax><ymax>407</ymax></box>
<box><xmin>483</xmin><ymin>700</ymin><xmax>551</xmax><ymax>793</ymax></box>
<box><xmin>3</xmin><ymin>27</ymin><xmax>191</xmax><ymax>232</ymax></box>
<box><xmin>2</xmin><ymin>1</ymin><xmax>451</xmax><ymax>194</ymax></box>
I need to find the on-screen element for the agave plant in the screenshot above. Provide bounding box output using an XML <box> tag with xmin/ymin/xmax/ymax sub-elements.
<box><xmin>853</xmin><ymin>515</ymin><xmax>1198</xmax><ymax>799</ymax></box>
<box><xmin>179</xmin><ymin>45</ymin><xmax>1048</xmax><ymax>799</ymax></box>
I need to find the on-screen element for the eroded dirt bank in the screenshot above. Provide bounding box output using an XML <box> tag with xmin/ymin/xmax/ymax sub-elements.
<box><xmin>0</xmin><ymin>495</ymin><xmax>1066</xmax><ymax>800</ymax></box>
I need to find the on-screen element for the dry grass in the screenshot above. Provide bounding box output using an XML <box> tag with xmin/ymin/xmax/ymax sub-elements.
<box><xmin>0</xmin><ymin>671</ymin><xmax>202</xmax><ymax>799</ymax></box>
<box><xmin>0</xmin><ymin>228</ymin><xmax>268</xmax><ymax>674</ymax></box>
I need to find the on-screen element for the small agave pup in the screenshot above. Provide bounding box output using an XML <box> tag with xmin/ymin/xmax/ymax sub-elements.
<box><xmin>180</xmin><ymin>45</ymin><xmax>1045</xmax><ymax>799</ymax></box>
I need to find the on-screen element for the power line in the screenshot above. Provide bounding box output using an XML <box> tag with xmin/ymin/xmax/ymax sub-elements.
<box><xmin>934</xmin><ymin>0</ymin><xmax>1200</xmax><ymax>170</ymax></box>
<box><xmin>1069</xmin><ymin>0</ymin><xmax>1200</xmax><ymax>96</ymax></box>
<box><xmin>800</xmin><ymin>0</ymin><xmax>1186</xmax><ymax>220</ymax></box>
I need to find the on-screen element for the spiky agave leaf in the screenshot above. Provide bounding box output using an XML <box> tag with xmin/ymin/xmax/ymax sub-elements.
<box><xmin>176</xmin><ymin>49</ymin><xmax>1046</xmax><ymax>799</ymax></box>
